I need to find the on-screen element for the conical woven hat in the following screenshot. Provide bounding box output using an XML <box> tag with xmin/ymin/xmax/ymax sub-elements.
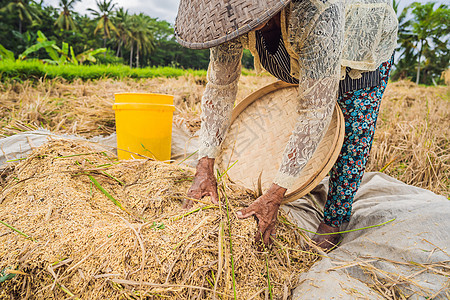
<box><xmin>215</xmin><ymin>81</ymin><xmax>345</xmax><ymax>203</ymax></box>
<box><xmin>175</xmin><ymin>0</ymin><xmax>291</xmax><ymax>49</ymax></box>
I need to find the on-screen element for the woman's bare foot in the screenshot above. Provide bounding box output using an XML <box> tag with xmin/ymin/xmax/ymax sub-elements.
<box><xmin>311</xmin><ymin>222</ymin><xmax>342</xmax><ymax>251</ymax></box>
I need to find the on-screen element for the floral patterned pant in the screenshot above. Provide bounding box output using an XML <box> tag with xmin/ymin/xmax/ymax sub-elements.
<box><xmin>324</xmin><ymin>59</ymin><xmax>393</xmax><ymax>227</ymax></box>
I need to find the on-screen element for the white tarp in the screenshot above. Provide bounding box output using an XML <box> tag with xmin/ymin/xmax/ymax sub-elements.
<box><xmin>1</xmin><ymin>131</ymin><xmax>448</xmax><ymax>298</ymax></box>
<box><xmin>0</xmin><ymin>125</ymin><xmax>198</xmax><ymax>167</ymax></box>
<box><xmin>0</xmin><ymin>129</ymin><xmax>117</xmax><ymax>166</ymax></box>
<box><xmin>284</xmin><ymin>173</ymin><xmax>449</xmax><ymax>299</ymax></box>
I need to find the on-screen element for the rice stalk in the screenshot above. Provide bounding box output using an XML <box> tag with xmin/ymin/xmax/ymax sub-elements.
<box><xmin>56</xmin><ymin>152</ymin><xmax>107</xmax><ymax>159</ymax></box>
<box><xmin>0</xmin><ymin>220</ymin><xmax>36</xmax><ymax>241</ymax></box>
<box><xmin>171</xmin><ymin>205</ymin><xmax>217</xmax><ymax>221</ymax></box>
<box><xmin>161</xmin><ymin>216</ymin><xmax>212</xmax><ymax>263</ymax></box>
<box><xmin>217</xmin><ymin>160</ymin><xmax>238</xmax><ymax>181</ymax></box>
<box><xmin>222</xmin><ymin>188</ymin><xmax>237</xmax><ymax>300</ymax></box>
<box><xmin>114</xmin><ymin>214</ymin><xmax>147</xmax><ymax>289</ymax></box>
<box><xmin>96</xmin><ymin>162</ymin><xmax>120</xmax><ymax>168</ymax></box>
<box><xmin>87</xmin><ymin>174</ymin><xmax>131</xmax><ymax>215</ymax></box>
<box><xmin>378</xmin><ymin>156</ymin><xmax>398</xmax><ymax>172</ymax></box>
<box><xmin>4</xmin><ymin>269</ymin><xmax>29</xmax><ymax>276</ymax></box>
<box><xmin>140</xmin><ymin>143</ymin><xmax>158</xmax><ymax>160</ymax></box>
<box><xmin>213</xmin><ymin>221</ymin><xmax>225</xmax><ymax>298</ymax></box>
<box><xmin>278</xmin><ymin>215</ymin><xmax>396</xmax><ymax>236</ymax></box>
<box><xmin>272</xmin><ymin>239</ymin><xmax>322</xmax><ymax>258</ymax></box>
<box><xmin>177</xmin><ymin>150</ymin><xmax>198</xmax><ymax>166</ymax></box>
<box><xmin>56</xmin><ymin>283</ymin><xmax>80</xmax><ymax>300</ymax></box>
<box><xmin>109</xmin><ymin>279</ymin><xmax>232</xmax><ymax>297</ymax></box>
<box><xmin>265</xmin><ymin>252</ymin><xmax>273</xmax><ymax>300</ymax></box>
<box><xmin>6</xmin><ymin>158</ymin><xmax>27</xmax><ymax>162</ymax></box>
<box><xmin>101</xmin><ymin>170</ymin><xmax>125</xmax><ymax>186</ymax></box>
<box><xmin>175</xmin><ymin>195</ymin><xmax>213</xmax><ymax>206</ymax></box>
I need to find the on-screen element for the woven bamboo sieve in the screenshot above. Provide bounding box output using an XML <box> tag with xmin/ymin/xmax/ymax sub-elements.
<box><xmin>175</xmin><ymin>0</ymin><xmax>291</xmax><ymax>49</ymax></box>
<box><xmin>215</xmin><ymin>81</ymin><xmax>345</xmax><ymax>204</ymax></box>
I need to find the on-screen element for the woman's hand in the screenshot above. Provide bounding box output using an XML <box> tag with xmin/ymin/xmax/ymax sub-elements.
<box><xmin>185</xmin><ymin>157</ymin><xmax>219</xmax><ymax>208</ymax></box>
<box><xmin>237</xmin><ymin>184</ymin><xmax>287</xmax><ymax>249</ymax></box>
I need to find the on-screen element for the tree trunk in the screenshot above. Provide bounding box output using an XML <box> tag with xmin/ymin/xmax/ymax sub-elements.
<box><xmin>103</xmin><ymin>24</ymin><xmax>107</xmax><ymax>57</ymax></box>
<box><xmin>416</xmin><ymin>39</ymin><xmax>423</xmax><ymax>85</ymax></box>
<box><xmin>103</xmin><ymin>38</ymin><xmax>107</xmax><ymax>57</ymax></box>
<box><xmin>136</xmin><ymin>47</ymin><xmax>139</xmax><ymax>68</ymax></box>
<box><xmin>116</xmin><ymin>42</ymin><xmax>121</xmax><ymax>57</ymax></box>
<box><xmin>129</xmin><ymin>43</ymin><xmax>134</xmax><ymax>68</ymax></box>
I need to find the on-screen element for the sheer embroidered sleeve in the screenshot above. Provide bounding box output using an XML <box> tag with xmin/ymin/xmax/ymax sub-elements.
<box><xmin>273</xmin><ymin>0</ymin><xmax>345</xmax><ymax>189</ymax></box>
<box><xmin>198</xmin><ymin>39</ymin><xmax>243</xmax><ymax>159</ymax></box>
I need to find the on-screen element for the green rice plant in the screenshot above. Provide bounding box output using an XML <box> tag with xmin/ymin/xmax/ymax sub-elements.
<box><xmin>171</xmin><ymin>205</ymin><xmax>217</xmax><ymax>221</ymax></box>
<box><xmin>149</xmin><ymin>222</ymin><xmax>165</xmax><ymax>230</ymax></box>
<box><xmin>0</xmin><ymin>267</ymin><xmax>16</xmax><ymax>283</ymax></box>
<box><xmin>74</xmin><ymin>160</ymin><xmax>129</xmax><ymax>214</ymax></box>
<box><xmin>221</xmin><ymin>189</ymin><xmax>237</xmax><ymax>300</ymax></box>
<box><xmin>217</xmin><ymin>160</ymin><xmax>238</xmax><ymax>181</ymax></box>
<box><xmin>0</xmin><ymin>60</ymin><xmax>207</xmax><ymax>82</ymax></box>
<box><xmin>265</xmin><ymin>251</ymin><xmax>273</xmax><ymax>300</ymax></box>
<box><xmin>278</xmin><ymin>215</ymin><xmax>396</xmax><ymax>235</ymax></box>
<box><xmin>0</xmin><ymin>220</ymin><xmax>36</xmax><ymax>241</ymax></box>
<box><xmin>177</xmin><ymin>150</ymin><xmax>198</xmax><ymax>166</ymax></box>
<box><xmin>87</xmin><ymin>174</ymin><xmax>130</xmax><ymax>215</ymax></box>
<box><xmin>100</xmin><ymin>171</ymin><xmax>124</xmax><ymax>186</ymax></box>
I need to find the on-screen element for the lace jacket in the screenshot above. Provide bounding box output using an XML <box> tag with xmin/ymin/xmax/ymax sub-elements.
<box><xmin>198</xmin><ymin>0</ymin><xmax>398</xmax><ymax>189</ymax></box>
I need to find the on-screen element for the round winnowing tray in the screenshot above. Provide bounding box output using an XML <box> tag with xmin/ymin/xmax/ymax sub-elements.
<box><xmin>215</xmin><ymin>81</ymin><xmax>345</xmax><ymax>203</ymax></box>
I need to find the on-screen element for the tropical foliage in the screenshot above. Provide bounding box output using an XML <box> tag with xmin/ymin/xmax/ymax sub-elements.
<box><xmin>88</xmin><ymin>0</ymin><xmax>118</xmax><ymax>49</ymax></box>
<box><xmin>0</xmin><ymin>60</ymin><xmax>206</xmax><ymax>81</ymax></box>
<box><xmin>392</xmin><ymin>1</ymin><xmax>449</xmax><ymax>85</ymax></box>
<box><xmin>0</xmin><ymin>0</ymin><xmax>212</xmax><ymax>69</ymax></box>
<box><xmin>0</xmin><ymin>0</ymin><xmax>448</xmax><ymax>84</ymax></box>
<box><xmin>54</xmin><ymin>0</ymin><xmax>80</xmax><ymax>31</ymax></box>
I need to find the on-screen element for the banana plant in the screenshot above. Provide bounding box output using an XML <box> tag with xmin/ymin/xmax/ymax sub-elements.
<box><xmin>0</xmin><ymin>45</ymin><xmax>15</xmax><ymax>61</ymax></box>
<box><xmin>10</xmin><ymin>30</ymin><xmax>106</xmax><ymax>65</ymax></box>
<box><xmin>75</xmin><ymin>48</ymin><xmax>108</xmax><ymax>64</ymax></box>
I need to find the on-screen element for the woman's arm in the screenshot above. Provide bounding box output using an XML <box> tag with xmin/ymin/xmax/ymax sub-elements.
<box><xmin>198</xmin><ymin>39</ymin><xmax>243</xmax><ymax>159</ymax></box>
<box><xmin>274</xmin><ymin>0</ymin><xmax>345</xmax><ymax>189</ymax></box>
<box><xmin>186</xmin><ymin>39</ymin><xmax>243</xmax><ymax>207</ymax></box>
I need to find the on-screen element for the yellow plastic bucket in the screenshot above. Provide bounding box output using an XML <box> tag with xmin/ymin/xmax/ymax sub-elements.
<box><xmin>113</xmin><ymin>93</ymin><xmax>175</xmax><ymax>161</ymax></box>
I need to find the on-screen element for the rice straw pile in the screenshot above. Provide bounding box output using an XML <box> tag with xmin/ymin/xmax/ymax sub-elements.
<box><xmin>0</xmin><ymin>140</ymin><xmax>318</xmax><ymax>299</ymax></box>
<box><xmin>0</xmin><ymin>75</ymin><xmax>275</xmax><ymax>138</ymax></box>
<box><xmin>367</xmin><ymin>80</ymin><xmax>449</xmax><ymax>196</ymax></box>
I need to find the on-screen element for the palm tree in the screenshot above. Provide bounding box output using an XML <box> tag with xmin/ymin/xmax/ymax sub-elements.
<box><xmin>54</xmin><ymin>0</ymin><xmax>80</xmax><ymax>31</ymax></box>
<box><xmin>394</xmin><ymin>2</ymin><xmax>449</xmax><ymax>84</ymax></box>
<box><xmin>1</xmin><ymin>0</ymin><xmax>41</xmax><ymax>33</ymax></box>
<box><xmin>392</xmin><ymin>1</ymin><xmax>416</xmax><ymax>81</ymax></box>
<box><xmin>113</xmin><ymin>8</ymin><xmax>132</xmax><ymax>58</ymax></box>
<box><xmin>129</xmin><ymin>14</ymin><xmax>155</xmax><ymax>68</ymax></box>
<box><xmin>88</xmin><ymin>0</ymin><xmax>118</xmax><ymax>49</ymax></box>
<box><xmin>408</xmin><ymin>2</ymin><xmax>449</xmax><ymax>84</ymax></box>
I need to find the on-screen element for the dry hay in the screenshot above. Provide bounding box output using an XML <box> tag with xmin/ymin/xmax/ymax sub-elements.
<box><xmin>0</xmin><ymin>77</ymin><xmax>447</xmax><ymax>196</ymax></box>
<box><xmin>0</xmin><ymin>140</ymin><xmax>318</xmax><ymax>299</ymax></box>
<box><xmin>0</xmin><ymin>74</ymin><xmax>275</xmax><ymax>138</ymax></box>
<box><xmin>441</xmin><ymin>68</ymin><xmax>450</xmax><ymax>86</ymax></box>
<box><xmin>366</xmin><ymin>80</ymin><xmax>449</xmax><ymax>197</ymax></box>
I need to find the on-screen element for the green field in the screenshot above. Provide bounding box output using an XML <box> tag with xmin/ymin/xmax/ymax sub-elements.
<box><xmin>0</xmin><ymin>60</ymin><xmax>207</xmax><ymax>81</ymax></box>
